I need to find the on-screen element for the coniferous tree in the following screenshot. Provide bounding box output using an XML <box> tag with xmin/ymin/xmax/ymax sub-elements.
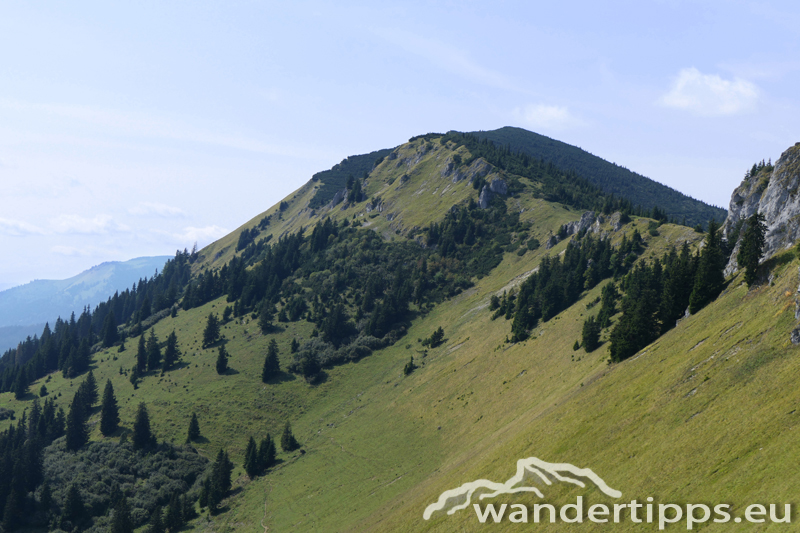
<box><xmin>65</xmin><ymin>392</ymin><xmax>88</xmax><ymax>451</ymax></box>
<box><xmin>146</xmin><ymin>505</ymin><xmax>165</xmax><ymax>533</ymax></box>
<box><xmin>290</xmin><ymin>338</ymin><xmax>299</xmax><ymax>353</ymax></box>
<box><xmin>163</xmin><ymin>330</ymin><xmax>180</xmax><ymax>371</ymax></box>
<box><xmin>244</xmin><ymin>436</ymin><xmax>259</xmax><ymax>478</ymax></box>
<box><xmin>261</xmin><ymin>339</ymin><xmax>280</xmax><ymax>382</ymax></box>
<box><xmin>207</xmin><ymin>449</ymin><xmax>233</xmax><ymax>513</ymax></box>
<box><xmin>737</xmin><ymin>213</ymin><xmax>767</xmax><ymax>287</ymax></box>
<box><xmin>132</xmin><ymin>402</ymin><xmax>155</xmax><ymax>450</ymax></box>
<box><xmin>100</xmin><ymin>379</ymin><xmax>120</xmax><ymax>436</ymax></box>
<box><xmin>186</xmin><ymin>412</ymin><xmax>201</xmax><ymax>443</ymax></box>
<box><xmin>203</xmin><ymin>313</ymin><xmax>220</xmax><ymax>347</ymax></box>
<box><xmin>581</xmin><ymin>315</ymin><xmax>601</xmax><ymax>352</ymax></box>
<box><xmin>165</xmin><ymin>492</ymin><xmax>184</xmax><ymax>532</ymax></box>
<box><xmin>258</xmin><ymin>300</ymin><xmax>275</xmax><ymax>334</ymax></box>
<box><xmin>146</xmin><ymin>329</ymin><xmax>161</xmax><ymax>371</ymax></box>
<box><xmin>258</xmin><ymin>435</ymin><xmax>276</xmax><ymax>471</ymax></box>
<box><xmin>280</xmin><ymin>422</ymin><xmax>300</xmax><ymax>452</ymax></box>
<box><xmin>689</xmin><ymin>220</ymin><xmax>725</xmax><ymax>314</ymax></box>
<box><xmin>216</xmin><ymin>345</ymin><xmax>229</xmax><ymax>375</ymax></box>
<box><xmin>136</xmin><ymin>335</ymin><xmax>147</xmax><ymax>373</ymax></box>
<box><xmin>111</xmin><ymin>497</ymin><xmax>134</xmax><ymax>533</ymax></box>
<box><xmin>103</xmin><ymin>310</ymin><xmax>119</xmax><ymax>347</ymax></box>
<box><xmin>62</xmin><ymin>483</ymin><xmax>86</xmax><ymax>528</ymax></box>
<box><xmin>80</xmin><ymin>369</ymin><xmax>99</xmax><ymax>407</ymax></box>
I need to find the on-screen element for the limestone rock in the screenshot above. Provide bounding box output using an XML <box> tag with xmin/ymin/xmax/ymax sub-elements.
<box><xmin>560</xmin><ymin>211</ymin><xmax>596</xmax><ymax>237</ymax></box>
<box><xmin>722</xmin><ymin>143</ymin><xmax>800</xmax><ymax>275</ymax></box>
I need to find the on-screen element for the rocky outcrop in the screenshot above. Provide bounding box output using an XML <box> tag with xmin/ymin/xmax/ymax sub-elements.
<box><xmin>478</xmin><ymin>178</ymin><xmax>508</xmax><ymax>209</ymax></box>
<box><xmin>722</xmin><ymin>143</ymin><xmax>800</xmax><ymax>275</ymax></box>
<box><xmin>560</xmin><ymin>211</ymin><xmax>596</xmax><ymax>237</ymax></box>
<box><xmin>327</xmin><ymin>188</ymin><xmax>348</xmax><ymax>210</ymax></box>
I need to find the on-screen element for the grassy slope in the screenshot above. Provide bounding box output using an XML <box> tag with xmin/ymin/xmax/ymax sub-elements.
<box><xmin>2</xmin><ymin>135</ymin><xmax>788</xmax><ymax>532</ymax></box>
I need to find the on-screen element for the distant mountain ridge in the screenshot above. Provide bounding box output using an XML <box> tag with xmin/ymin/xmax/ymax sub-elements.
<box><xmin>0</xmin><ymin>255</ymin><xmax>171</xmax><ymax>329</ymax></box>
<box><xmin>470</xmin><ymin>126</ymin><xmax>727</xmax><ymax>227</ymax></box>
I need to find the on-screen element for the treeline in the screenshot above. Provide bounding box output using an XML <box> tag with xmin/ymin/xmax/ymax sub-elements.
<box><xmin>441</xmin><ymin>132</ymin><xmax>689</xmax><ymax>226</ymax></box>
<box><xmin>602</xmin><ymin>219</ymin><xmax>755</xmax><ymax>362</ymax></box>
<box><xmin>0</xmin><ymin>249</ymin><xmax>195</xmax><ymax>396</ymax></box>
<box><xmin>499</xmin><ymin>230</ymin><xmax>645</xmax><ymax>342</ymax></box>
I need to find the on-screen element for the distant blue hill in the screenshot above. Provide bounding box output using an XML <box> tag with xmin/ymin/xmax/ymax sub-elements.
<box><xmin>0</xmin><ymin>256</ymin><xmax>171</xmax><ymax>343</ymax></box>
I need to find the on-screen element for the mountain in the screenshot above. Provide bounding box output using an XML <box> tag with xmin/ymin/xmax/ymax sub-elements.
<box><xmin>470</xmin><ymin>126</ymin><xmax>727</xmax><ymax>227</ymax></box>
<box><xmin>0</xmin><ymin>131</ymin><xmax>797</xmax><ymax>532</ymax></box>
<box><xmin>0</xmin><ymin>255</ymin><xmax>171</xmax><ymax>329</ymax></box>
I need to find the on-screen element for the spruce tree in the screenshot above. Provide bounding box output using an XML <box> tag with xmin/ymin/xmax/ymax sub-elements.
<box><xmin>146</xmin><ymin>329</ymin><xmax>161</xmax><ymax>371</ymax></box>
<box><xmin>100</xmin><ymin>379</ymin><xmax>120</xmax><ymax>436</ymax></box>
<box><xmin>65</xmin><ymin>393</ymin><xmax>88</xmax><ymax>451</ymax></box>
<box><xmin>165</xmin><ymin>492</ymin><xmax>184</xmax><ymax>532</ymax></box>
<box><xmin>216</xmin><ymin>345</ymin><xmax>229</xmax><ymax>375</ymax></box>
<box><xmin>163</xmin><ymin>330</ymin><xmax>179</xmax><ymax>371</ymax></box>
<box><xmin>186</xmin><ymin>412</ymin><xmax>201</xmax><ymax>443</ymax></box>
<box><xmin>261</xmin><ymin>339</ymin><xmax>280</xmax><ymax>382</ymax></box>
<box><xmin>290</xmin><ymin>338</ymin><xmax>299</xmax><ymax>353</ymax></box>
<box><xmin>258</xmin><ymin>435</ymin><xmax>276</xmax><ymax>471</ymax></box>
<box><xmin>103</xmin><ymin>310</ymin><xmax>119</xmax><ymax>347</ymax></box>
<box><xmin>244</xmin><ymin>436</ymin><xmax>259</xmax><ymax>478</ymax></box>
<box><xmin>63</xmin><ymin>484</ymin><xmax>86</xmax><ymax>527</ymax></box>
<box><xmin>203</xmin><ymin>313</ymin><xmax>220</xmax><ymax>347</ymax></box>
<box><xmin>258</xmin><ymin>300</ymin><xmax>274</xmax><ymax>334</ymax></box>
<box><xmin>737</xmin><ymin>213</ymin><xmax>767</xmax><ymax>287</ymax></box>
<box><xmin>280</xmin><ymin>422</ymin><xmax>300</xmax><ymax>452</ymax></box>
<box><xmin>146</xmin><ymin>505</ymin><xmax>165</xmax><ymax>533</ymax></box>
<box><xmin>689</xmin><ymin>220</ymin><xmax>725</xmax><ymax>314</ymax></box>
<box><xmin>132</xmin><ymin>402</ymin><xmax>155</xmax><ymax>450</ymax></box>
<box><xmin>111</xmin><ymin>497</ymin><xmax>134</xmax><ymax>533</ymax></box>
<box><xmin>581</xmin><ymin>315</ymin><xmax>601</xmax><ymax>352</ymax></box>
<box><xmin>81</xmin><ymin>369</ymin><xmax>99</xmax><ymax>407</ymax></box>
<box><xmin>136</xmin><ymin>335</ymin><xmax>147</xmax><ymax>373</ymax></box>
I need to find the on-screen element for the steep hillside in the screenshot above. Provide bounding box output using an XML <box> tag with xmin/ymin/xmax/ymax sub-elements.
<box><xmin>2</xmin><ymin>135</ymin><xmax>797</xmax><ymax>533</ymax></box>
<box><xmin>472</xmin><ymin>126</ymin><xmax>727</xmax><ymax>227</ymax></box>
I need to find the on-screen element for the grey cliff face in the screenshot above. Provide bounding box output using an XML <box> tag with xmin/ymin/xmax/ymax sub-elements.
<box><xmin>722</xmin><ymin>143</ymin><xmax>800</xmax><ymax>276</ymax></box>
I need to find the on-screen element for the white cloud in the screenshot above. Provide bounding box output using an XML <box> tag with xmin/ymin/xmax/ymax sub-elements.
<box><xmin>659</xmin><ymin>68</ymin><xmax>758</xmax><ymax>116</ymax></box>
<box><xmin>50</xmin><ymin>214</ymin><xmax>130</xmax><ymax>235</ymax></box>
<box><xmin>512</xmin><ymin>104</ymin><xmax>584</xmax><ymax>131</ymax></box>
<box><xmin>0</xmin><ymin>217</ymin><xmax>46</xmax><ymax>236</ymax></box>
<box><xmin>128</xmin><ymin>202</ymin><xmax>187</xmax><ymax>218</ymax></box>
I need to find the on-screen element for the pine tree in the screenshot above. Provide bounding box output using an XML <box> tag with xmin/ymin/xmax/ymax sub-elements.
<box><xmin>203</xmin><ymin>313</ymin><xmax>220</xmax><ymax>347</ymax></box>
<box><xmin>136</xmin><ymin>335</ymin><xmax>147</xmax><ymax>373</ymax></box>
<box><xmin>186</xmin><ymin>412</ymin><xmax>201</xmax><ymax>443</ymax></box>
<box><xmin>100</xmin><ymin>379</ymin><xmax>120</xmax><ymax>436</ymax></box>
<box><xmin>216</xmin><ymin>345</ymin><xmax>229</xmax><ymax>375</ymax></box>
<box><xmin>65</xmin><ymin>392</ymin><xmax>88</xmax><ymax>451</ymax></box>
<box><xmin>280</xmin><ymin>422</ymin><xmax>300</xmax><ymax>452</ymax></box>
<box><xmin>290</xmin><ymin>338</ymin><xmax>299</xmax><ymax>353</ymax></box>
<box><xmin>244</xmin><ymin>436</ymin><xmax>259</xmax><ymax>478</ymax></box>
<box><xmin>163</xmin><ymin>330</ymin><xmax>179</xmax><ymax>371</ymax></box>
<box><xmin>737</xmin><ymin>213</ymin><xmax>767</xmax><ymax>287</ymax></box>
<box><xmin>111</xmin><ymin>497</ymin><xmax>134</xmax><ymax>533</ymax></box>
<box><xmin>261</xmin><ymin>339</ymin><xmax>280</xmax><ymax>382</ymax></box>
<box><xmin>146</xmin><ymin>329</ymin><xmax>161</xmax><ymax>371</ymax></box>
<box><xmin>132</xmin><ymin>402</ymin><xmax>155</xmax><ymax>450</ymax></box>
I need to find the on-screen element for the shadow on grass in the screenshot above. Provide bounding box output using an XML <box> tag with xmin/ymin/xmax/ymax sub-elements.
<box><xmin>264</xmin><ymin>372</ymin><xmax>296</xmax><ymax>384</ymax></box>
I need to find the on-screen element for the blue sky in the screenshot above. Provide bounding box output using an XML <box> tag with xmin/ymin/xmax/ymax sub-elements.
<box><xmin>1</xmin><ymin>1</ymin><xmax>799</xmax><ymax>288</ymax></box>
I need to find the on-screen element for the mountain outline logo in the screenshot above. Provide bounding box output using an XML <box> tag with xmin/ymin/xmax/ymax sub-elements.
<box><xmin>423</xmin><ymin>456</ymin><xmax>622</xmax><ymax>520</ymax></box>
